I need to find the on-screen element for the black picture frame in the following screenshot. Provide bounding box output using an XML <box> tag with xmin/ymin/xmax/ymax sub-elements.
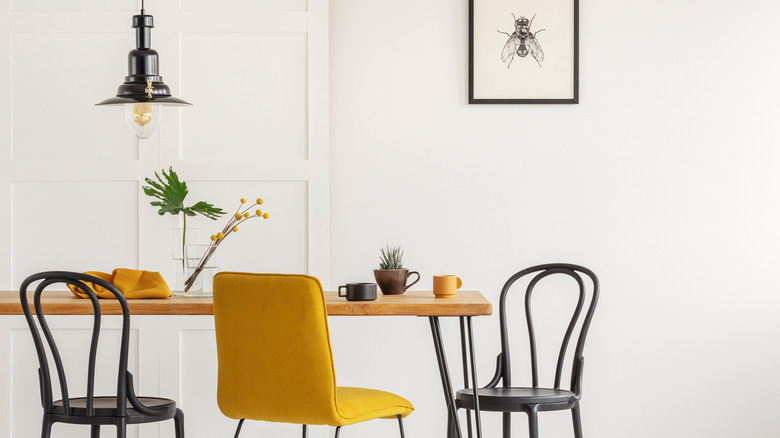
<box><xmin>469</xmin><ymin>0</ymin><xmax>579</xmax><ymax>104</ymax></box>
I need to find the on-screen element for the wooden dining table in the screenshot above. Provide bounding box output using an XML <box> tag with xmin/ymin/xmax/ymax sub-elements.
<box><xmin>0</xmin><ymin>289</ymin><xmax>492</xmax><ymax>438</ymax></box>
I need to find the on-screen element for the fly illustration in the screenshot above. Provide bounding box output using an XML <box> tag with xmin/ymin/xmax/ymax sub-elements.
<box><xmin>497</xmin><ymin>14</ymin><xmax>545</xmax><ymax>67</ymax></box>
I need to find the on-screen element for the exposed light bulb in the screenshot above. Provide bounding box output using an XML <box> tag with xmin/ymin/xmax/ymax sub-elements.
<box><xmin>133</xmin><ymin>103</ymin><xmax>153</xmax><ymax>126</ymax></box>
<box><xmin>124</xmin><ymin>102</ymin><xmax>162</xmax><ymax>139</ymax></box>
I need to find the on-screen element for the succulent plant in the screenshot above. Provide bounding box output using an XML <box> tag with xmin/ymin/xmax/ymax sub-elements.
<box><xmin>379</xmin><ymin>245</ymin><xmax>404</xmax><ymax>270</ymax></box>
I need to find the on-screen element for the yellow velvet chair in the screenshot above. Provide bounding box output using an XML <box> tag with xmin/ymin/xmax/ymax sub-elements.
<box><xmin>213</xmin><ymin>272</ymin><xmax>414</xmax><ymax>437</ymax></box>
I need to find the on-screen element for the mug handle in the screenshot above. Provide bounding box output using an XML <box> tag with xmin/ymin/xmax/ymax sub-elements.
<box><xmin>404</xmin><ymin>271</ymin><xmax>421</xmax><ymax>291</ymax></box>
<box><xmin>456</xmin><ymin>277</ymin><xmax>463</xmax><ymax>289</ymax></box>
<box><xmin>338</xmin><ymin>285</ymin><xmax>347</xmax><ymax>298</ymax></box>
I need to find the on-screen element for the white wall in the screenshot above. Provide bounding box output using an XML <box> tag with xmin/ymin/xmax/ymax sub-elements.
<box><xmin>329</xmin><ymin>0</ymin><xmax>780</xmax><ymax>437</ymax></box>
<box><xmin>3</xmin><ymin>0</ymin><xmax>780</xmax><ymax>437</ymax></box>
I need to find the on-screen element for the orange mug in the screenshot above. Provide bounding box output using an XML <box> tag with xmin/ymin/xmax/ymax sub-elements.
<box><xmin>433</xmin><ymin>275</ymin><xmax>462</xmax><ymax>297</ymax></box>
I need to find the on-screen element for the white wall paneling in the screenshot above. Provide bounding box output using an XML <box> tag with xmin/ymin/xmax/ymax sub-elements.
<box><xmin>153</xmin><ymin>1</ymin><xmax>330</xmax><ymax>286</ymax></box>
<box><xmin>11</xmin><ymin>32</ymin><xmax>135</xmax><ymax>160</ymax></box>
<box><xmin>9</xmin><ymin>1</ymin><xmax>136</xmax><ymax>12</ymax></box>
<box><xmin>184</xmin><ymin>181</ymin><xmax>309</xmax><ymax>274</ymax></box>
<box><xmin>0</xmin><ymin>316</ymin><xmax>11</xmax><ymax>438</ymax></box>
<box><xmin>1</xmin><ymin>1</ymin><xmax>329</xmax><ymax>437</ymax></box>
<box><xmin>12</xmin><ymin>181</ymin><xmax>139</xmax><ymax>282</ymax></box>
<box><xmin>305</xmin><ymin>0</ymin><xmax>329</xmax><ymax>282</ymax></box>
<box><xmin>1</xmin><ymin>315</ymin><xmax>160</xmax><ymax>438</ymax></box>
<box><xmin>1</xmin><ymin>314</ymin><xmax>337</xmax><ymax>438</ymax></box>
<box><xmin>0</xmin><ymin>0</ymin><xmax>11</xmax><ymax>292</ymax></box>
<box><xmin>180</xmin><ymin>0</ymin><xmax>308</xmax><ymax>12</ymax></box>
<box><xmin>180</xmin><ymin>31</ymin><xmax>308</xmax><ymax>161</ymax></box>
<box><xmin>1</xmin><ymin>0</ymin><xmax>329</xmax><ymax>288</ymax></box>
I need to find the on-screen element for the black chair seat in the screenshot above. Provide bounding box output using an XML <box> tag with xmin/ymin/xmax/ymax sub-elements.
<box><xmin>456</xmin><ymin>387</ymin><xmax>577</xmax><ymax>410</ymax></box>
<box><xmin>52</xmin><ymin>396</ymin><xmax>177</xmax><ymax>417</ymax></box>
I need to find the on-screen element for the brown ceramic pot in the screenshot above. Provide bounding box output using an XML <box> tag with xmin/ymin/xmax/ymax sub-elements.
<box><xmin>373</xmin><ymin>269</ymin><xmax>420</xmax><ymax>295</ymax></box>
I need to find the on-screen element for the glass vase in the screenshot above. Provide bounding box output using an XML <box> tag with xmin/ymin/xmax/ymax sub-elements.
<box><xmin>183</xmin><ymin>243</ymin><xmax>219</xmax><ymax>297</ymax></box>
<box><xmin>172</xmin><ymin>227</ymin><xmax>201</xmax><ymax>294</ymax></box>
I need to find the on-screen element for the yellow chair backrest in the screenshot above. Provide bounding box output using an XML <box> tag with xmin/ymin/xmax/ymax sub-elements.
<box><xmin>213</xmin><ymin>272</ymin><xmax>341</xmax><ymax>425</ymax></box>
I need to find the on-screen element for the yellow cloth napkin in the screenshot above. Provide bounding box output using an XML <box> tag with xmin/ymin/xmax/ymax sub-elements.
<box><xmin>68</xmin><ymin>269</ymin><xmax>172</xmax><ymax>299</ymax></box>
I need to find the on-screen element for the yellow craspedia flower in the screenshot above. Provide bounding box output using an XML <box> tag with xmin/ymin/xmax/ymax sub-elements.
<box><xmin>217</xmin><ymin>232</ymin><xmax>224</xmax><ymax>239</ymax></box>
<box><xmin>234</xmin><ymin>212</ymin><xmax>243</xmax><ymax>220</ymax></box>
<box><xmin>232</xmin><ymin>226</ymin><xmax>239</xmax><ymax>232</ymax></box>
<box><xmin>256</xmin><ymin>209</ymin><xmax>262</xmax><ymax>216</ymax></box>
<box><xmin>210</xmin><ymin>235</ymin><xmax>217</xmax><ymax>241</ymax></box>
<box><xmin>263</xmin><ymin>213</ymin><xmax>269</xmax><ymax>219</ymax></box>
<box><xmin>244</xmin><ymin>212</ymin><xmax>250</xmax><ymax>218</ymax></box>
<box><xmin>256</xmin><ymin>198</ymin><xmax>264</xmax><ymax>205</ymax></box>
<box><xmin>240</xmin><ymin>198</ymin><xmax>247</xmax><ymax>204</ymax></box>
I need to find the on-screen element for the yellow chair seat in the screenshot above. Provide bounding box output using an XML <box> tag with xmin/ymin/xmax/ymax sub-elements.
<box><xmin>335</xmin><ymin>387</ymin><xmax>414</xmax><ymax>426</ymax></box>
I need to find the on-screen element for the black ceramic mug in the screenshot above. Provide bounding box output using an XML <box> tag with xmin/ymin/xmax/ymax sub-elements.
<box><xmin>338</xmin><ymin>283</ymin><xmax>377</xmax><ymax>301</ymax></box>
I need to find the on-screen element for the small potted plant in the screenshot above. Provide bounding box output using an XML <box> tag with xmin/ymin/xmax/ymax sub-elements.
<box><xmin>373</xmin><ymin>245</ymin><xmax>420</xmax><ymax>295</ymax></box>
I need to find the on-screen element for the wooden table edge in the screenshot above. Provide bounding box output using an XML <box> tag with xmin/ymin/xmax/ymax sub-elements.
<box><xmin>0</xmin><ymin>290</ymin><xmax>492</xmax><ymax>317</ymax></box>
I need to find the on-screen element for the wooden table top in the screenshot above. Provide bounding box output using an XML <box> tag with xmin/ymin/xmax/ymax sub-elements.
<box><xmin>0</xmin><ymin>290</ymin><xmax>492</xmax><ymax>317</ymax></box>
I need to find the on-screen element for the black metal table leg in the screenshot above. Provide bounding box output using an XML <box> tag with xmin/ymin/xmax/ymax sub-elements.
<box><xmin>429</xmin><ymin>316</ymin><xmax>463</xmax><ymax>438</ymax></box>
<box><xmin>459</xmin><ymin>318</ymin><xmax>473</xmax><ymax>438</ymax></box>
<box><xmin>466</xmin><ymin>316</ymin><xmax>483</xmax><ymax>438</ymax></box>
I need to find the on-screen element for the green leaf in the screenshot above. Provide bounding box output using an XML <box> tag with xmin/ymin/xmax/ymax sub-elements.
<box><xmin>142</xmin><ymin>179</ymin><xmax>166</xmax><ymax>201</ymax></box>
<box><xmin>142</xmin><ymin>167</ymin><xmax>226</xmax><ymax>221</ymax></box>
<box><xmin>188</xmin><ymin>201</ymin><xmax>227</xmax><ymax>220</ymax></box>
<box><xmin>150</xmin><ymin>200</ymin><xmax>183</xmax><ymax>216</ymax></box>
<box><xmin>141</xmin><ymin>167</ymin><xmax>188</xmax><ymax>216</ymax></box>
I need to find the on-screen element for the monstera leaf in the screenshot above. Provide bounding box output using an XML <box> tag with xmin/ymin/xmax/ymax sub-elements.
<box><xmin>188</xmin><ymin>201</ymin><xmax>224</xmax><ymax>220</ymax></box>
<box><xmin>143</xmin><ymin>167</ymin><xmax>226</xmax><ymax>220</ymax></box>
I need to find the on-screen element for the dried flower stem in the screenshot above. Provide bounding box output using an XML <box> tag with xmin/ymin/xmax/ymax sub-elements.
<box><xmin>183</xmin><ymin>199</ymin><xmax>268</xmax><ymax>292</ymax></box>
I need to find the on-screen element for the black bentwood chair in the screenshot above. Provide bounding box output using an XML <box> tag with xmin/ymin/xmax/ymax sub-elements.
<box><xmin>452</xmin><ymin>264</ymin><xmax>599</xmax><ymax>438</ymax></box>
<box><xmin>19</xmin><ymin>271</ymin><xmax>184</xmax><ymax>438</ymax></box>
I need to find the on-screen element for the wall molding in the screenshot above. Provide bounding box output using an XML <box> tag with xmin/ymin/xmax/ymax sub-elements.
<box><xmin>0</xmin><ymin>0</ymin><xmax>329</xmax><ymax>289</ymax></box>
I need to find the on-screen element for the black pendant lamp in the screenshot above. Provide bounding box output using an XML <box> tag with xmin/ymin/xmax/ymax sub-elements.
<box><xmin>96</xmin><ymin>1</ymin><xmax>190</xmax><ymax>139</ymax></box>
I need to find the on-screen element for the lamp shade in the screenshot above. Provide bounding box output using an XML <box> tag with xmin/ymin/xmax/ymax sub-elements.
<box><xmin>96</xmin><ymin>10</ymin><xmax>190</xmax><ymax>138</ymax></box>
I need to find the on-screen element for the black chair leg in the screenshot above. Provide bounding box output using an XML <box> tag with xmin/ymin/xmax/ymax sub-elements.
<box><xmin>116</xmin><ymin>418</ymin><xmax>127</xmax><ymax>438</ymax></box>
<box><xmin>572</xmin><ymin>402</ymin><xmax>583</xmax><ymax>438</ymax></box>
<box><xmin>447</xmin><ymin>411</ymin><xmax>455</xmax><ymax>438</ymax></box>
<box><xmin>174</xmin><ymin>408</ymin><xmax>185</xmax><ymax>438</ymax></box>
<box><xmin>302</xmin><ymin>424</ymin><xmax>308</xmax><ymax>438</ymax></box>
<box><xmin>40</xmin><ymin>417</ymin><xmax>53</xmax><ymax>438</ymax></box>
<box><xmin>527</xmin><ymin>407</ymin><xmax>539</xmax><ymax>438</ymax></box>
<box><xmin>335</xmin><ymin>426</ymin><xmax>342</xmax><ymax>438</ymax></box>
<box><xmin>502</xmin><ymin>412</ymin><xmax>511</xmax><ymax>438</ymax></box>
<box><xmin>465</xmin><ymin>409</ymin><xmax>473</xmax><ymax>438</ymax></box>
<box><xmin>234</xmin><ymin>419</ymin><xmax>245</xmax><ymax>438</ymax></box>
<box><xmin>90</xmin><ymin>424</ymin><xmax>100</xmax><ymax>438</ymax></box>
<box><xmin>397</xmin><ymin>414</ymin><xmax>406</xmax><ymax>438</ymax></box>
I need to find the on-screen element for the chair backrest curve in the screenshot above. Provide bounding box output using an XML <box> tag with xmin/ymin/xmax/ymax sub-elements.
<box><xmin>213</xmin><ymin>272</ymin><xmax>341</xmax><ymax>425</ymax></box>
<box><xmin>19</xmin><ymin>271</ymin><xmax>131</xmax><ymax>417</ymax></box>
<box><xmin>498</xmin><ymin>263</ymin><xmax>599</xmax><ymax>395</ymax></box>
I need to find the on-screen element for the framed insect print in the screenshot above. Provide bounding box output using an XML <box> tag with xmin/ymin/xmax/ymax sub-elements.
<box><xmin>469</xmin><ymin>0</ymin><xmax>578</xmax><ymax>103</ymax></box>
